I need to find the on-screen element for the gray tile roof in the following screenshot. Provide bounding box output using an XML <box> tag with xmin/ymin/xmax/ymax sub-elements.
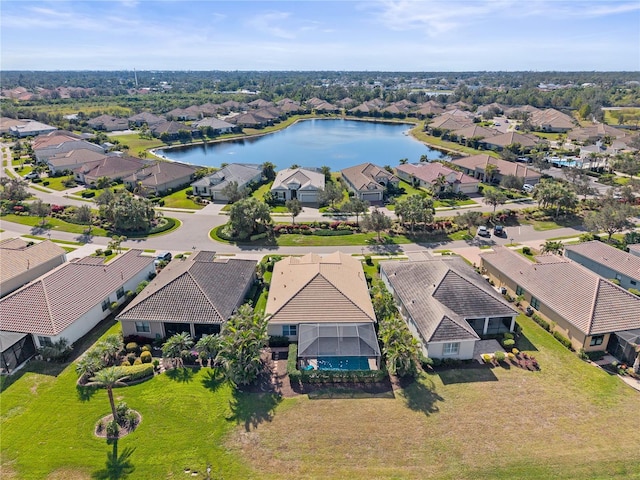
<box><xmin>118</xmin><ymin>255</ymin><xmax>256</xmax><ymax>325</ymax></box>
<box><xmin>192</xmin><ymin>163</ymin><xmax>262</xmax><ymax>190</ymax></box>
<box><xmin>0</xmin><ymin>250</ymin><xmax>154</xmax><ymax>336</ymax></box>
<box><xmin>341</xmin><ymin>162</ymin><xmax>398</xmax><ymax>191</ymax></box>
<box><xmin>381</xmin><ymin>257</ymin><xmax>517</xmax><ymax>343</ymax></box>
<box><xmin>565</xmin><ymin>241</ymin><xmax>640</xmax><ymax>281</ymax></box>
<box><xmin>272</xmin><ymin>168</ymin><xmax>325</xmax><ymax>191</ymax></box>
<box><xmin>481</xmin><ymin>246</ymin><xmax>640</xmax><ymax>335</ymax></box>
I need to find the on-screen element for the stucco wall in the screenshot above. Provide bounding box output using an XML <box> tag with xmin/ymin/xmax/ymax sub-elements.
<box><xmin>426</xmin><ymin>340</ymin><xmax>476</xmax><ymax>360</ymax></box>
<box><xmin>565</xmin><ymin>250</ymin><xmax>639</xmax><ymax>290</ymax></box>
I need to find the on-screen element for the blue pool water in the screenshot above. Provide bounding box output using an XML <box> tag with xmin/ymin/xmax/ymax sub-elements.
<box><xmin>317</xmin><ymin>356</ymin><xmax>370</xmax><ymax>371</ymax></box>
<box><xmin>157</xmin><ymin>118</ymin><xmax>447</xmax><ymax>170</ymax></box>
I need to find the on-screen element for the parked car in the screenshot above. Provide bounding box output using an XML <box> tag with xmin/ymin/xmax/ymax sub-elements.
<box><xmin>24</xmin><ymin>172</ymin><xmax>39</xmax><ymax>180</ymax></box>
<box><xmin>494</xmin><ymin>225</ymin><xmax>505</xmax><ymax>237</ymax></box>
<box><xmin>154</xmin><ymin>251</ymin><xmax>172</xmax><ymax>266</ymax></box>
<box><xmin>522</xmin><ymin>183</ymin><xmax>535</xmax><ymax>193</ymax></box>
<box><xmin>477</xmin><ymin>226</ymin><xmax>490</xmax><ymax>237</ymax></box>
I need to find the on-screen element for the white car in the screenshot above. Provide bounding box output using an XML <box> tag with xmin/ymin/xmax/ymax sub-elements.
<box><xmin>477</xmin><ymin>226</ymin><xmax>490</xmax><ymax>237</ymax></box>
<box><xmin>24</xmin><ymin>172</ymin><xmax>39</xmax><ymax>180</ymax></box>
<box><xmin>522</xmin><ymin>184</ymin><xmax>535</xmax><ymax>193</ymax></box>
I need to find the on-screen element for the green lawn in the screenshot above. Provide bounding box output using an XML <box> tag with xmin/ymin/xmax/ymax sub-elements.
<box><xmin>43</xmin><ymin>175</ymin><xmax>76</xmax><ymax>191</ymax></box>
<box><xmin>161</xmin><ymin>186</ymin><xmax>203</xmax><ymax>210</ymax></box>
<box><xmin>108</xmin><ymin>134</ymin><xmax>164</xmax><ymax>158</ymax></box>
<box><xmin>14</xmin><ymin>164</ymin><xmax>33</xmax><ymax>177</ymax></box>
<box><xmin>1</xmin><ymin>214</ymin><xmax>109</xmax><ymax>236</ymax></box>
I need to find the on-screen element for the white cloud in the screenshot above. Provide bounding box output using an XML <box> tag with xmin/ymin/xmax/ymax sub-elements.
<box><xmin>246</xmin><ymin>12</ymin><xmax>296</xmax><ymax>39</ymax></box>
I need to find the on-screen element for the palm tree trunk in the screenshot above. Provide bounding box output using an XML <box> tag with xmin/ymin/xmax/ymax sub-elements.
<box><xmin>107</xmin><ymin>386</ymin><xmax>117</xmax><ymax>421</ymax></box>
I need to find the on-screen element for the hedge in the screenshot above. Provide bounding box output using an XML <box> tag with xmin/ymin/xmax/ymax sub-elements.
<box><xmin>120</xmin><ymin>364</ymin><xmax>154</xmax><ymax>382</ymax></box>
<box><xmin>531</xmin><ymin>313</ymin><xmax>551</xmax><ymax>332</ymax></box>
<box><xmin>287</xmin><ymin>344</ymin><xmax>300</xmax><ymax>381</ymax></box>
<box><xmin>250</xmin><ymin>232</ymin><xmax>269</xmax><ymax>241</ymax></box>
<box><xmin>312</xmin><ymin>229</ymin><xmax>354</xmax><ymax>236</ymax></box>
<box><xmin>147</xmin><ymin>217</ymin><xmax>177</xmax><ymax>235</ymax></box>
<box><xmin>269</xmin><ymin>335</ymin><xmax>289</xmax><ymax>347</ymax></box>
<box><xmin>82</xmin><ymin>191</ymin><xmax>96</xmax><ymax>198</ymax></box>
<box><xmin>553</xmin><ymin>331</ymin><xmax>573</xmax><ymax>351</ymax></box>
<box><xmin>298</xmin><ymin>368</ymin><xmax>387</xmax><ymax>383</ymax></box>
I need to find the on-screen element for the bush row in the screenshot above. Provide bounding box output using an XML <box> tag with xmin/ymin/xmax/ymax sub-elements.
<box><xmin>312</xmin><ymin>229</ymin><xmax>354</xmax><ymax>236</ymax></box>
<box><xmin>120</xmin><ymin>364</ymin><xmax>154</xmax><ymax>382</ymax></box>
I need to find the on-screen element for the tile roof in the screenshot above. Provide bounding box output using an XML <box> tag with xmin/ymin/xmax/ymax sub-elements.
<box><xmin>122</xmin><ymin>161</ymin><xmax>196</xmax><ymax>188</ymax></box>
<box><xmin>272</xmin><ymin>168</ymin><xmax>325</xmax><ymax>191</ymax></box>
<box><xmin>381</xmin><ymin>257</ymin><xmax>517</xmax><ymax>343</ymax></box>
<box><xmin>396</xmin><ymin>162</ymin><xmax>478</xmax><ymax>185</ymax></box>
<box><xmin>340</xmin><ymin>162</ymin><xmax>398</xmax><ymax>191</ymax></box>
<box><xmin>192</xmin><ymin>163</ymin><xmax>262</xmax><ymax>190</ymax></box>
<box><xmin>266</xmin><ymin>252</ymin><xmax>376</xmax><ymax>325</ymax></box>
<box><xmin>529</xmin><ymin>108</ymin><xmax>575</xmax><ymax>130</ymax></box>
<box><xmin>451</xmin><ymin>154</ymin><xmax>541</xmax><ymax>180</ymax></box>
<box><xmin>32</xmin><ymin>131</ymin><xmax>83</xmax><ymax>149</ymax></box>
<box><xmin>429</xmin><ymin>115</ymin><xmax>473</xmax><ymax>131</ymax></box>
<box><xmin>151</xmin><ymin>120</ymin><xmax>194</xmax><ymax>135</ymax></box>
<box><xmin>0</xmin><ymin>239</ymin><xmax>66</xmax><ymax>290</ymax></box>
<box><xmin>47</xmin><ymin>149</ymin><xmax>108</xmax><ymax>169</ymax></box>
<box><xmin>192</xmin><ymin>117</ymin><xmax>235</xmax><ymax>130</ymax></box>
<box><xmin>628</xmin><ymin>244</ymin><xmax>640</xmax><ymax>257</ymax></box>
<box><xmin>127</xmin><ymin>112</ymin><xmax>165</xmax><ymax>125</ymax></box>
<box><xmin>481</xmin><ymin>247</ymin><xmax>640</xmax><ymax>335</ymax></box>
<box><xmin>481</xmin><ymin>131</ymin><xmax>543</xmax><ymax>148</ymax></box>
<box><xmin>75</xmin><ymin>155</ymin><xmax>147</xmax><ymax>179</ymax></box>
<box><xmin>451</xmin><ymin>125</ymin><xmax>500</xmax><ymax>139</ymax></box>
<box><xmin>0</xmin><ymin>250</ymin><xmax>154</xmax><ymax>336</ymax></box>
<box><xmin>564</xmin><ymin>241</ymin><xmax>640</xmax><ymax>281</ymax></box>
<box><xmin>118</xmin><ymin>254</ymin><xmax>256</xmax><ymax>325</ymax></box>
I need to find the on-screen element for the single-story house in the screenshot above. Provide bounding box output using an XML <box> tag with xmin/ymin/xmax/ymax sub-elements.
<box><xmin>564</xmin><ymin>241</ymin><xmax>640</xmax><ymax>291</ymax></box>
<box><xmin>0</xmin><ymin>250</ymin><xmax>154</xmax><ymax>349</ymax></box>
<box><xmin>340</xmin><ymin>162</ymin><xmax>399</xmax><ymax>202</ymax></box>
<box><xmin>122</xmin><ymin>161</ymin><xmax>197</xmax><ymax>195</ymax></box>
<box><xmin>529</xmin><ymin>108</ymin><xmax>575</xmax><ymax>132</ymax></box>
<box><xmin>568</xmin><ymin>124</ymin><xmax>628</xmax><ymax>143</ymax></box>
<box><xmin>0</xmin><ymin>117</ymin><xmax>27</xmax><ymax>135</ymax></box>
<box><xmin>451</xmin><ymin>154</ymin><xmax>542</xmax><ymax>185</ymax></box>
<box><xmin>165</xmin><ymin>108</ymin><xmax>198</xmax><ymax>121</ymax></box>
<box><xmin>266</xmin><ymin>252</ymin><xmax>380</xmax><ymax>370</ymax></box>
<box><xmin>380</xmin><ymin>254</ymin><xmax>518</xmax><ymax>360</ymax></box>
<box><xmin>227</xmin><ymin>112</ymin><xmax>273</xmax><ymax>128</ymax></box>
<box><xmin>396</xmin><ymin>162</ymin><xmax>480</xmax><ymax>194</ymax></box>
<box><xmin>87</xmin><ymin>115</ymin><xmax>129</xmax><ymax>132</ymax></box>
<box><xmin>73</xmin><ymin>155</ymin><xmax>148</xmax><ymax>185</ymax></box>
<box><xmin>128</xmin><ymin>112</ymin><xmax>165</xmax><ymax>127</ymax></box>
<box><xmin>118</xmin><ymin>252</ymin><xmax>256</xmax><ymax>340</ymax></box>
<box><xmin>9</xmin><ymin>120</ymin><xmax>57</xmax><ymax>138</ymax></box>
<box><xmin>271</xmin><ymin>167</ymin><xmax>325</xmax><ymax>204</ymax></box>
<box><xmin>151</xmin><ymin>121</ymin><xmax>199</xmax><ymax>140</ymax></box>
<box><xmin>450</xmin><ymin>125</ymin><xmax>500</xmax><ymax>143</ymax></box>
<box><xmin>191</xmin><ymin>117</ymin><xmax>236</xmax><ymax>134</ymax></box>
<box><xmin>481</xmin><ymin>246</ymin><xmax>640</xmax><ymax>354</ymax></box>
<box><xmin>479</xmin><ymin>132</ymin><xmax>544</xmax><ymax>152</ymax></box>
<box><xmin>33</xmin><ymin>131</ymin><xmax>104</xmax><ymax>162</ymax></box>
<box><xmin>247</xmin><ymin>99</ymin><xmax>275</xmax><ymax>109</ymax></box>
<box><xmin>46</xmin><ymin>148</ymin><xmax>108</xmax><ymax>174</ymax></box>
<box><xmin>191</xmin><ymin>163</ymin><xmax>262</xmax><ymax>201</ymax></box>
<box><xmin>0</xmin><ymin>238</ymin><xmax>67</xmax><ymax>298</ymax></box>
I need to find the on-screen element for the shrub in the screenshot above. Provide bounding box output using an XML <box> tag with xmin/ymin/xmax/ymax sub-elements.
<box><xmin>116</xmin><ymin>401</ymin><xmax>129</xmax><ymax>421</ymax></box>
<box><xmin>141</xmin><ymin>345</ymin><xmax>151</xmax><ymax>352</ymax></box>
<box><xmin>313</xmin><ymin>229</ymin><xmax>353</xmax><ymax>236</ymax></box>
<box><xmin>140</xmin><ymin>351</ymin><xmax>152</xmax><ymax>363</ymax></box>
<box><xmin>103</xmin><ymin>249</ymin><xmax>113</xmax><ymax>256</ymax></box>
<box><xmin>42</xmin><ymin>180</ymin><xmax>50</xmax><ymax>186</ymax></box>
<box><xmin>120</xmin><ymin>363</ymin><xmax>154</xmax><ymax>381</ymax></box>
<box><xmin>109</xmin><ymin>301</ymin><xmax>119</xmax><ymax>311</ymax></box>
<box><xmin>494</xmin><ymin>351</ymin><xmax>506</xmax><ymax>362</ymax></box>
<box><xmin>531</xmin><ymin>314</ymin><xmax>551</xmax><ymax>332</ymax></box>
<box><xmin>287</xmin><ymin>343</ymin><xmax>300</xmax><ymax>382</ymax></box>
<box><xmin>152</xmin><ymin>359</ymin><xmax>160</xmax><ymax>369</ymax></box>
<box><xmin>133</xmin><ymin>358</ymin><xmax>142</xmax><ymax>365</ymax></box>
<box><xmin>268</xmin><ymin>335</ymin><xmax>289</xmax><ymax>347</ymax></box>
<box><xmin>95</xmin><ymin>248</ymin><xmax>103</xmax><ymax>256</ymax></box>
<box><xmin>553</xmin><ymin>331</ymin><xmax>573</xmax><ymax>350</ymax></box>
<box><xmin>431</xmin><ymin>357</ymin><xmax>442</xmax><ymax>367</ymax></box>
<box><xmin>120</xmin><ymin>360</ymin><xmax>131</xmax><ymax>367</ymax></box>
<box><xmin>136</xmin><ymin>281</ymin><xmax>149</xmax><ymax>295</ymax></box>
<box><xmin>503</xmin><ymin>332</ymin><xmax>514</xmax><ymax>340</ymax></box>
<box><xmin>106</xmin><ymin>420</ymin><xmax>119</xmax><ymax>438</ymax></box>
<box><xmin>125</xmin><ymin>342</ymin><xmax>138</xmax><ymax>353</ymax></box>
<box><xmin>82</xmin><ymin>191</ymin><xmax>96</xmax><ymax>198</ymax></box>
<box><xmin>628</xmin><ymin>288</ymin><xmax>640</xmax><ymax>297</ymax></box>
<box><xmin>185</xmin><ymin>188</ymin><xmax>193</xmax><ymax>196</ymax></box>
<box><xmin>364</xmin><ymin>255</ymin><xmax>373</xmax><ymax>266</ymax></box>
<box><xmin>578</xmin><ymin>348</ymin><xmax>589</xmax><ymax>361</ymax></box>
<box><xmin>522</xmin><ymin>246</ymin><xmax>531</xmax><ymax>255</ymax></box>
<box><xmin>512</xmin><ymin>348</ymin><xmax>520</xmax><ymax>355</ymax></box>
<box><xmin>502</xmin><ymin>339</ymin><xmax>515</xmax><ymax>349</ymax></box>
<box><xmin>420</xmin><ymin>355</ymin><xmax>434</xmax><ymax>369</ymax></box>
<box><xmin>481</xmin><ymin>353</ymin><xmax>493</xmax><ymax>364</ymax></box>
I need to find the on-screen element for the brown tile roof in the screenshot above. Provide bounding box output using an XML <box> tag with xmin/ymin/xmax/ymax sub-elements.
<box><xmin>568</xmin><ymin>124</ymin><xmax>628</xmax><ymax>141</ymax></box>
<box><xmin>32</xmin><ymin>131</ymin><xmax>82</xmax><ymax>149</ymax></box>
<box><xmin>0</xmin><ymin>250</ymin><xmax>154</xmax><ymax>336</ymax></box>
<box><xmin>0</xmin><ymin>239</ymin><xmax>66</xmax><ymax>289</ymax></box>
<box><xmin>151</xmin><ymin>120</ymin><xmax>194</xmax><ymax>135</ymax></box>
<box><xmin>564</xmin><ymin>241</ymin><xmax>640</xmax><ymax>281</ymax></box>
<box><xmin>47</xmin><ymin>149</ymin><xmax>108</xmax><ymax>169</ymax></box>
<box><xmin>74</xmin><ymin>155</ymin><xmax>147</xmax><ymax>180</ymax></box>
<box><xmin>118</xmin><ymin>254</ymin><xmax>255</xmax><ymax>324</ymax></box>
<box><xmin>396</xmin><ymin>162</ymin><xmax>478</xmax><ymax>185</ymax></box>
<box><xmin>529</xmin><ymin>108</ymin><xmax>575</xmax><ymax>130</ymax></box>
<box><xmin>451</xmin><ymin>125</ymin><xmax>500</xmax><ymax>139</ymax></box>
<box><xmin>341</xmin><ymin>162</ymin><xmax>398</xmax><ymax>191</ymax></box>
<box><xmin>481</xmin><ymin>131</ymin><xmax>543</xmax><ymax>148</ymax></box>
<box><xmin>123</xmin><ymin>161</ymin><xmax>196</xmax><ymax>188</ymax></box>
<box><xmin>429</xmin><ymin>115</ymin><xmax>473</xmax><ymax>131</ymax></box>
<box><xmin>266</xmin><ymin>252</ymin><xmax>376</xmax><ymax>325</ymax></box>
<box><xmin>451</xmin><ymin>154</ymin><xmax>541</xmax><ymax>180</ymax></box>
<box><xmin>481</xmin><ymin>247</ymin><xmax>640</xmax><ymax>335</ymax></box>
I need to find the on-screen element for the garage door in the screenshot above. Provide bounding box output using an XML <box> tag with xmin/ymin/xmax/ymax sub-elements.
<box><xmin>362</xmin><ymin>192</ymin><xmax>382</xmax><ymax>201</ymax></box>
<box><xmin>298</xmin><ymin>193</ymin><xmax>317</xmax><ymax>203</ymax></box>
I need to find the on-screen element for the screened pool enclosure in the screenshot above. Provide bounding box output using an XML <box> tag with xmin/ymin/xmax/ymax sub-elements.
<box><xmin>297</xmin><ymin>323</ymin><xmax>381</xmax><ymax>370</ymax></box>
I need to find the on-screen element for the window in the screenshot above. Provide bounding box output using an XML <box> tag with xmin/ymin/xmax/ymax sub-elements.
<box><xmin>282</xmin><ymin>325</ymin><xmax>297</xmax><ymax>336</ymax></box>
<box><xmin>101</xmin><ymin>299</ymin><xmax>110</xmax><ymax>311</ymax></box>
<box><xmin>443</xmin><ymin>342</ymin><xmax>460</xmax><ymax>356</ymax></box>
<box><xmin>515</xmin><ymin>285</ymin><xmax>524</xmax><ymax>296</ymax></box>
<box><xmin>631</xmin><ymin>280</ymin><xmax>637</xmax><ymax>286</ymax></box>
<box><xmin>135</xmin><ymin>321</ymin><xmax>151</xmax><ymax>333</ymax></box>
<box><xmin>38</xmin><ymin>336</ymin><xmax>53</xmax><ymax>347</ymax></box>
<box><xmin>590</xmin><ymin>335</ymin><xmax>604</xmax><ymax>346</ymax></box>
<box><xmin>116</xmin><ymin>287</ymin><xmax>125</xmax><ymax>299</ymax></box>
<box><xmin>530</xmin><ymin>297</ymin><xmax>540</xmax><ymax>310</ymax></box>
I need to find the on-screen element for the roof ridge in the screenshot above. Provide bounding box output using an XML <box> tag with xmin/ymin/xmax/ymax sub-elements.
<box><xmin>586</xmin><ymin>277</ymin><xmax>602</xmax><ymax>336</ymax></box>
<box><xmin>40</xmin><ymin>279</ymin><xmax>57</xmax><ymax>334</ymax></box>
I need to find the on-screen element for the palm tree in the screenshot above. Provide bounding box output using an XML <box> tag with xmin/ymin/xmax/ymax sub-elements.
<box><xmin>541</xmin><ymin>240</ymin><xmax>564</xmax><ymax>255</ymax></box>
<box><xmin>432</xmin><ymin>174</ymin><xmax>448</xmax><ymax>199</ymax></box>
<box><xmin>75</xmin><ymin>351</ymin><xmax>105</xmax><ymax>380</ymax></box>
<box><xmin>483</xmin><ymin>163</ymin><xmax>498</xmax><ymax>183</ymax></box>
<box><xmin>195</xmin><ymin>334</ymin><xmax>220</xmax><ymax>367</ymax></box>
<box><xmin>86</xmin><ymin>367</ymin><xmax>129</xmax><ymax>421</ymax></box>
<box><xmin>162</xmin><ymin>332</ymin><xmax>194</xmax><ymax>367</ymax></box>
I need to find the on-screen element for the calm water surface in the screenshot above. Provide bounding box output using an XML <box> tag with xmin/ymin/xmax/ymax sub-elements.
<box><xmin>156</xmin><ymin>119</ymin><xmax>447</xmax><ymax>170</ymax></box>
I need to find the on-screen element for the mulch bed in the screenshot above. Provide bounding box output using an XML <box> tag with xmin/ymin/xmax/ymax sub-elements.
<box><xmin>94</xmin><ymin>411</ymin><xmax>142</xmax><ymax>439</ymax></box>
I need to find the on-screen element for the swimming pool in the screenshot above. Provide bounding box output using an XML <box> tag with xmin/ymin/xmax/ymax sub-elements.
<box><xmin>317</xmin><ymin>356</ymin><xmax>370</xmax><ymax>371</ymax></box>
<box><xmin>548</xmin><ymin>157</ymin><xmax>582</xmax><ymax>168</ymax></box>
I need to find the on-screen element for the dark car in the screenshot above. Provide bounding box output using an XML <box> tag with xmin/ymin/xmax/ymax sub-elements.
<box><xmin>493</xmin><ymin>225</ymin><xmax>505</xmax><ymax>237</ymax></box>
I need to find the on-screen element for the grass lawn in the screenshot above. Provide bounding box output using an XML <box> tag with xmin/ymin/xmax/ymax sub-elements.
<box><xmin>530</xmin><ymin>131</ymin><xmax>564</xmax><ymax>141</ymax></box>
<box><xmin>433</xmin><ymin>197</ymin><xmax>477</xmax><ymax>208</ymax></box>
<box><xmin>161</xmin><ymin>186</ymin><xmax>203</xmax><ymax>210</ymax></box>
<box><xmin>14</xmin><ymin>164</ymin><xmax>33</xmax><ymax>177</ymax></box>
<box><xmin>108</xmin><ymin>134</ymin><xmax>164</xmax><ymax>158</ymax></box>
<box><xmin>228</xmin><ymin>314</ymin><xmax>640</xmax><ymax>480</ymax></box>
<box><xmin>43</xmin><ymin>175</ymin><xmax>76</xmax><ymax>191</ymax></box>
<box><xmin>1</xmin><ymin>214</ymin><xmax>109</xmax><ymax>236</ymax></box>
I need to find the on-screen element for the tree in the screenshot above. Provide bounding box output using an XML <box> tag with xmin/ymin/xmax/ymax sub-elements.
<box><xmin>532</xmin><ymin>179</ymin><xmax>577</xmax><ymax>217</ymax></box>
<box><xmin>0</xmin><ymin>177</ymin><xmax>29</xmax><ymax>202</ymax></box>
<box><xmin>431</xmin><ymin>174</ymin><xmax>448</xmax><ymax>199</ymax></box>
<box><xmin>108</xmin><ymin>235</ymin><xmax>127</xmax><ymax>254</ymax></box>
<box><xmin>86</xmin><ymin>367</ymin><xmax>129</xmax><ymax>422</ymax></box>
<box><xmin>74</xmin><ymin>204</ymin><xmax>93</xmax><ymax>225</ymax></box>
<box><xmin>541</xmin><ymin>240</ymin><xmax>564</xmax><ymax>255</ymax></box>
<box><xmin>96</xmin><ymin>176</ymin><xmax>111</xmax><ymax>190</ymax></box>
<box><xmin>162</xmin><ymin>332</ymin><xmax>194</xmax><ymax>368</ymax></box>
<box><xmin>228</xmin><ymin>197</ymin><xmax>272</xmax><ymax>240</ymax></box>
<box><xmin>456</xmin><ymin>210</ymin><xmax>484</xmax><ymax>234</ymax></box>
<box><xmin>362</xmin><ymin>208</ymin><xmax>392</xmax><ymax>242</ymax></box>
<box><xmin>564</xmin><ymin>167</ymin><xmax>595</xmax><ymax>200</ymax></box>
<box><xmin>195</xmin><ymin>334</ymin><xmax>220</xmax><ymax>366</ymax></box>
<box><xmin>75</xmin><ymin>350</ymin><xmax>105</xmax><ymax>380</ymax></box>
<box><xmin>500</xmin><ymin>174</ymin><xmax>524</xmax><ymax>191</ymax></box>
<box><xmin>319</xmin><ymin>181</ymin><xmax>343</xmax><ymax>209</ymax></box>
<box><xmin>96</xmin><ymin>188</ymin><xmax>116</xmax><ymax>222</ymax></box>
<box><xmin>261</xmin><ymin>162</ymin><xmax>276</xmax><ymax>181</ymax></box>
<box><xmin>484</xmin><ymin>188</ymin><xmax>507</xmax><ymax>212</ymax></box>
<box><xmin>320</xmin><ymin>165</ymin><xmax>332</xmax><ymax>183</ymax></box>
<box><xmin>111</xmin><ymin>193</ymin><xmax>157</xmax><ymax>232</ymax></box>
<box><xmin>419</xmin><ymin>154</ymin><xmax>429</xmax><ymax>163</ymax></box>
<box><xmin>221</xmin><ymin>181</ymin><xmax>247</xmax><ymax>203</ymax></box>
<box><xmin>483</xmin><ymin>163</ymin><xmax>499</xmax><ymax>183</ymax></box>
<box><xmin>379</xmin><ymin>315</ymin><xmax>420</xmax><ymax>377</ymax></box>
<box><xmin>285</xmin><ymin>199</ymin><xmax>302</xmax><ymax>224</ymax></box>
<box><xmin>215</xmin><ymin>304</ymin><xmax>268</xmax><ymax>386</ymax></box>
<box><xmin>394</xmin><ymin>194</ymin><xmax>434</xmax><ymax>233</ymax></box>
<box><xmin>399</xmin><ymin>158</ymin><xmax>408</xmax><ymax>165</ymax></box>
<box><xmin>30</xmin><ymin>199</ymin><xmax>50</xmax><ymax>226</ymax></box>
<box><xmin>341</xmin><ymin>197</ymin><xmax>369</xmax><ymax>226</ymax></box>
<box><xmin>584</xmin><ymin>201</ymin><xmax>635</xmax><ymax>242</ymax></box>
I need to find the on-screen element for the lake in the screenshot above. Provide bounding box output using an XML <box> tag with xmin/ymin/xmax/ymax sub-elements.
<box><xmin>156</xmin><ymin>119</ymin><xmax>447</xmax><ymax>170</ymax></box>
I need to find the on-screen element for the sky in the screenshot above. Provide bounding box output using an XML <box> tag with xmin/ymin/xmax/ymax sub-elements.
<box><xmin>1</xmin><ymin>0</ymin><xmax>639</xmax><ymax>71</ymax></box>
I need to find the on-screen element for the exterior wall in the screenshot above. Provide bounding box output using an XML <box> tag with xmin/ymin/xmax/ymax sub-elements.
<box><xmin>482</xmin><ymin>261</ymin><xmax>591</xmax><ymax>351</ymax></box>
<box><xmin>11</xmin><ymin>127</ymin><xmax>57</xmax><ymax>138</ymax></box>
<box><xmin>426</xmin><ymin>340</ymin><xmax>476</xmax><ymax>360</ymax></box>
<box><xmin>139</xmin><ymin>175</ymin><xmax>192</xmax><ymax>195</ymax></box>
<box><xmin>565</xmin><ymin>250</ymin><xmax>640</xmax><ymax>291</ymax></box>
<box><xmin>120</xmin><ymin>319</ymin><xmax>165</xmax><ymax>340</ymax></box>
<box><xmin>267</xmin><ymin>323</ymin><xmax>298</xmax><ymax>341</ymax></box>
<box><xmin>1</xmin><ymin>254</ymin><xmax>66</xmax><ymax>298</ymax></box>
